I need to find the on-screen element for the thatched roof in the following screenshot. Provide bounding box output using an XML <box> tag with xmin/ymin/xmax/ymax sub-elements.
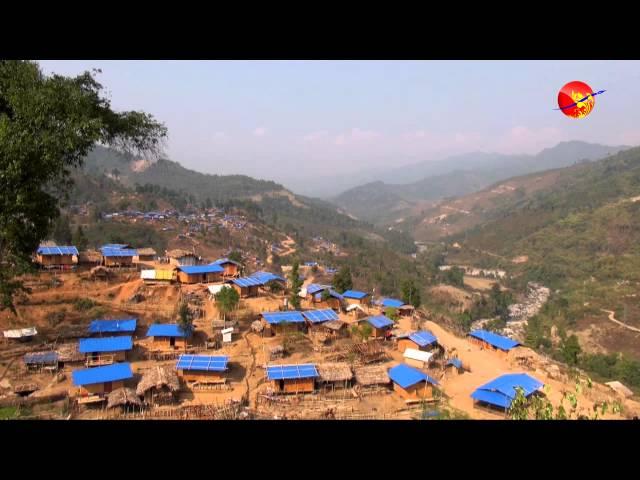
<box><xmin>317</xmin><ymin>363</ymin><xmax>353</xmax><ymax>382</ymax></box>
<box><xmin>322</xmin><ymin>320</ymin><xmax>346</xmax><ymax>331</ymax></box>
<box><xmin>136</xmin><ymin>366</ymin><xmax>180</xmax><ymax>396</ymax></box>
<box><xmin>79</xmin><ymin>250</ymin><xmax>102</xmax><ymax>263</ymax></box>
<box><xmin>136</xmin><ymin>247</ymin><xmax>157</xmax><ymax>256</ymax></box>
<box><xmin>166</xmin><ymin>249</ymin><xmax>195</xmax><ymax>258</ymax></box>
<box><xmin>107</xmin><ymin>387</ymin><xmax>142</xmax><ymax>409</ymax></box>
<box><xmin>56</xmin><ymin>343</ymin><xmax>84</xmax><ymax>362</ymax></box>
<box><xmin>354</xmin><ymin>365</ymin><xmax>390</xmax><ymax>386</ymax></box>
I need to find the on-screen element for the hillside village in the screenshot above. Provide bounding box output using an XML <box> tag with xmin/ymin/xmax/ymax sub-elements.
<box><xmin>1</xmin><ymin>231</ymin><xmax>638</xmax><ymax>420</ymax></box>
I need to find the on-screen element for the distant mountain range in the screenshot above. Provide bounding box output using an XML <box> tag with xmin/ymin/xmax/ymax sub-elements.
<box><xmin>329</xmin><ymin>141</ymin><xmax>630</xmax><ymax>224</ymax></box>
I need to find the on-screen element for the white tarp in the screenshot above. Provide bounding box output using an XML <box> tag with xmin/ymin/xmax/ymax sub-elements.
<box><xmin>221</xmin><ymin>327</ymin><xmax>234</xmax><ymax>343</ymax></box>
<box><xmin>346</xmin><ymin>304</ymin><xmax>365</xmax><ymax>312</ymax></box>
<box><xmin>140</xmin><ymin>269</ymin><xmax>156</xmax><ymax>280</ymax></box>
<box><xmin>208</xmin><ymin>284</ymin><xmax>231</xmax><ymax>295</ymax></box>
<box><xmin>403</xmin><ymin>348</ymin><xmax>433</xmax><ymax>364</ymax></box>
<box><xmin>299</xmin><ymin>287</ymin><xmax>307</xmax><ymax>298</ymax></box>
<box><xmin>3</xmin><ymin>327</ymin><xmax>38</xmax><ymax>338</ymax></box>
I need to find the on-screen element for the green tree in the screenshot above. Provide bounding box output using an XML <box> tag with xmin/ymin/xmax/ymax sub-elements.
<box><xmin>401</xmin><ymin>278</ymin><xmax>421</xmax><ymax>308</ymax></box>
<box><xmin>72</xmin><ymin>225</ymin><xmax>89</xmax><ymax>251</ymax></box>
<box><xmin>508</xmin><ymin>376</ymin><xmax>621</xmax><ymax>420</ymax></box>
<box><xmin>561</xmin><ymin>334</ymin><xmax>582</xmax><ymax>366</ymax></box>
<box><xmin>0</xmin><ymin>60</ymin><xmax>166</xmax><ymax>311</ymax></box>
<box><xmin>51</xmin><ymin>215</ymin><xmax>72</xmax><ymax>244</ymax></box>
<box><xmin>214</xmin><ymin>286</ymin><xmax>240</xmax><ymax>324</ymax></box>
<box><xmin>385</xmin><ymin>307</ymin><xmax>399</xmax><ymax>322</ymax></box>
<box><xmin>333</xmin><ymin>266</ymin><xmax>353</xmax><ymax>293</ymax></box>
<box><xmin>177</xmin><ymin>301</ymin><xmax>194</xmax><ymax>349</ymax></box>
<box><xmin>289</xmin><ymin>262</ymin><xmax>303</xmax><ymax>310</ymax></box>
<box><xmin>228</xmin><ymin>250</ymin><xmax>243</xmax><ymax>264</ymax></box>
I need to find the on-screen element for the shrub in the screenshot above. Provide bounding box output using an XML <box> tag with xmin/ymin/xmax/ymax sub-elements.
<box><xmin>73</xmin><ymin>297</ymin><xmax>96</xmax><ymax>311</ymax></box>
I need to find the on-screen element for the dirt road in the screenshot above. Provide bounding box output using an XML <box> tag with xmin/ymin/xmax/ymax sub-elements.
<box><xmin>601</xmin><ymin>309</ymin><xmax>640</xmax><ymax>333</ymax></box>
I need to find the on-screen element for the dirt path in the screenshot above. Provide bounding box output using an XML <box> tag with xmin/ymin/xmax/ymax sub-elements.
<box><xmin>267</xmin><ymin>236</ymin><xmax>296</xmax><ymax>265</ymax></box>
<box><xmin>242</xmin><ymin>331</ymin><xmax>258</xmax><ymax>406</ymax></box>
<box><xmin>601</xmin><ymin>309</ymin><xmax>640</xmax><ymax>333</ymax></box>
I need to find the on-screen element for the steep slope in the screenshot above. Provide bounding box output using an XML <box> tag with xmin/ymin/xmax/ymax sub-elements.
<box><xmin>332</xmin><ymin>141</ymin><xmax>629</xmax><ymax>225</ymax></box>
<box><xmin>441</xmin><ymin>146</ymin><xmax>640</xmax><ymax>361</ymax></box>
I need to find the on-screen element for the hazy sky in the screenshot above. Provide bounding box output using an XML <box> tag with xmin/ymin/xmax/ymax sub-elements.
<box><xmin>39</xmin><ymin>60</ymin><xmax>640</xmax><ymax>185</ymax></box>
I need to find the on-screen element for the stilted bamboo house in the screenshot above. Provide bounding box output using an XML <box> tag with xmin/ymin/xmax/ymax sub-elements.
<box><xmin>107</xmin><ymin>387</ymin><xmax>143</xmax><ymax>411</ymax></box>
<box><xmin>320</xmin><ymin>320</ymin><xmax>348</xmax><ymax>340</ymax></box>
<box><xmin>210</xmin><ymin>258</ymin><xmax>242</xmax><ymax>278</ymax></box>
<box><xmin>176</xmin><ymin>354</ymin><xmax>229</xmax><ymax>385</ymax></box>
<box><xmin>136</xmin><ymin>365</ymin><xmax>181</xmax><ymax>406</ymax></box>
<box><xmin>388</xmin><ymin>363</ymin><xmax>439</xmax><ymax>402</ymax></box>
<box><xmin>342</xmin><ymin>290</ymin><xmax>371</xmax><ymax>307</ymax></box>
<box><xmin>88</xmin><ymin>318</ymin><xmax>137</xmax><ymax>337</ymax></box>
<box><xmin>167</xmin><ymin>249</ymin><xmax>199</xmax><ymax>267</ymax></box>
<box><xmin>177</xmin><ymin>264</ymin><xmax>224</xmax><ymax>284</ymax></box>
<box><xmin>317</xmin><ymin>363</ymin><xmax>353</xmax><ymax>392</ymax></box>
<box><xmin>35</xmin><ymin>246</ymin><xmax>78</xmax><ymax>270</ymax></box>
<box><xmin>261</xmin><ymin>311</ymin><xmax>306</xmax><ymax>337</ymax></box>
<box><xmin>468</xmin><ymin>330</ymin><xmax>520</xmax><ymax>357</ymax></box>
<box><xmin>146</xmin><ymin>324</ymin><xmax>191</xmax><ymax>351</ymax></box>
<box><xmin>72</xmin><ymin>362</ymin><xmax>134</xmax><ymax>404</ymax></box>
<box><xmin>398</xmin><ymin>330</ymin><xmax>438</xmax><ymax>353</ymax></box>
<box><xmin>265</xmin><ymin>364</ymin><xmax>319</xmax><ymax>394</ymax></box>
<box><xmin>23</xmin><ymin>351</ymin><xmax>59</xmax><ymax>372</ymax></box>
<box><xmin>365</xmin><ymin>315</ymin><xmax>394</xmax><ymax>339</ymax></box>
<box><xmin>79</xmin><ymin>336</ymin><xmax>133</xmax><ymax>367</ymax></box>
<box><xmin>134</xmin><ymin>247</ymin><xmax>157</xmax><ymax>263</ymax></box>
<box><xmin>353</xmin><ymin>365</ymin><xmax>391</xmax><ymax>391</ymax></box>
<box><xmin>229</xmin><ymin>276</ymin><xmax>262</xmax><ymax>298</ymax></box>
<box><xmin>100</xmin><ymin>247</ymin><xmax>137</xmax><ymax>268</ymax></box>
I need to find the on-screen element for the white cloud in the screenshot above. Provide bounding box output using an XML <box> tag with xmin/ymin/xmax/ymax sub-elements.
<box><xmin>253</xmin><ymin>127</ymin><xmax>267</xmax><ymax>137</ymax></box>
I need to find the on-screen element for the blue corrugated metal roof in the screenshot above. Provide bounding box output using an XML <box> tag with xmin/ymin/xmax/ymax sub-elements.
<box><xmin>231</xmin><ymin>276</ymin><xmax>263</xmax><ymax>287</ymax></box>
<box><xmin>177</xmin><ymin>264</ymin><xmax>224</xmax><ymax>274</ymax></box>
<box><xmin>79</xmin><ymin>336</ymin><xmax>133</xmax><ymax>353</ymax></box>
<box><xmin>146</xmin><ymin>324</ymin><xmax>190</xmax><ymax>338</ymax></box>
<box><xmin>380</xmin><ymin>298</ymin><xmax>404</xmax><ymax>308</ymax></box>
<box><xmin>447</xmin><ymin>358</ymin><xmax>463</xmax><ymax>369</ymax></box>
<box><xmin>176</xmin><ymin>355</ymin><xmax>228</xmax><ymax>372</ymax></box>
<box><xmin>471</xmin><ymin>389</ymin><xmax>512</xmax><ymax>409</ymax></box>
<box><xmin>342</xmin><ymin>290</ymin><xmax>368</xmax><ymax>299</ymax></box>
<box><xmin>211</xmin><ymin>258</ymin><xmax>241</xmax><ymax>266</ymax></box>
<box><xmin>469</xmin><ymin>330</ymin><xmax>520</xmax><ymax>351</ymax></box>
<box><xmin>307</xmin><ymin>283</ymin><xmax>330</xmax><ymax>295</ymax></box>
<box><xmin>471</xmin><ymin>373</ymin><xmax>543</xmax><ymax>409</ymax></box>
<box><xmin>101</xmin><ymin>247</ymin><xmax>138</xmax><ymax>257</ymax></box>
<box><xmin>409</xmin><ymin>331</ymin><xmax>438</xmax><ymax>347</ymax></box>
<box><xmin>37</xmin><ymin>246</ymin><xmax>79</xmax><ymax>255</ymax></box>
<box><xmin>101</xmin><ymin>243</ymin><xmax>129</xmax><ymax>249</ymax></box>
<box><xmin>250</xmin><ymin>271</ymin><xmax>286</xmax><ymax>283</ymax></box>
<box><xmin>88</xmin><ymin>318</ymin><xmax>137</xmax><ymax>334</ymax></box>
<box><xmin>261</xmin><ymin>311</ymin><xmax>306</xmax><ymax>324</ymax></box>
<box><xmin>24</xmin><ymin>351</ymin><xmax>58</xmax><ymax>365</ymax></box>
<box><xmin>266</xmin><ymin>364</ymin><xmax>318</xmax><ymax>380</ymax></box>
<box><xmin>302</xmin><ymin>309</ymin><xmax>339</xmax><ymax>323</ymax></box>
<box><xmin>72</xmin><ymin>362</ymin><xmax>133</xmax><ymax>386</ymax></box>
<box><xmin>367</xmin><ymin>315</ymin><xmax>394</xmax><ymax>329</ymax></box>
<box><xmin>388</xmin><ymin>363</ymin><xmax>439</xmax><ymax>389</ymax></box>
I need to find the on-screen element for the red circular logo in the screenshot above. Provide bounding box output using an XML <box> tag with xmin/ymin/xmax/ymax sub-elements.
<box><xmin>557</xmin><ymin>81</ymin><xmax>596</xmax><ymax>119</ymax></box>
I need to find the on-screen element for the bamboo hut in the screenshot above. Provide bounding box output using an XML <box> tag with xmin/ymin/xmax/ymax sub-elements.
<box><xmin>136</xmin><ymin>365</ymin><xmax>180</xmax><ymax>405</ymax></box>
<box><xmin>134</xmin><ymin>247</ymin><xmax>157</xmax><ymax>263</ymax></box>
<box><xmin>353</xmin><ymin>365</ymin><xmax>391</xmax><ymax>392</ymax></box>
<box><xmin>35</xmin><ymin>246</ymin><xmax>78</xmax><ymax>269</ymax></box>
<box><xmin>107</xmin><ymin>387</ymin><xmax>143</xmax><ymax>410</ymax></box>
<box><xmin>388</xmin><ymin>364</ymin><xmax>439</xmax><ymax>402</ymax></box>
<box><xmin>317</xmin><ymin>362</ymin><xmax>353</xmax><ymax>391</ymax></box>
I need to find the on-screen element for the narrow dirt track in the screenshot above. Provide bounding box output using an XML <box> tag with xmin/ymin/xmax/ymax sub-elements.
<box><xmin>600</xmin><ymin>309</ymin><xmax>640</xmax><ymax>333</ymax></box>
